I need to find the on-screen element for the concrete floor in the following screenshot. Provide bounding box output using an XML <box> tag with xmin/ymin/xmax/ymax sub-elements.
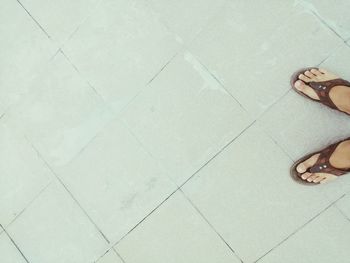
<box><xmin>1</xmin><ymin>0</ymin><xmax>350</xmax><ymax>262</ymax></box>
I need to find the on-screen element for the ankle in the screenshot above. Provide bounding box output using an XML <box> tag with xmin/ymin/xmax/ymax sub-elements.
<box><xmin>330</xmin><ymin>140</ymin><xmax>350</xmax><ymax>169</ymax></box>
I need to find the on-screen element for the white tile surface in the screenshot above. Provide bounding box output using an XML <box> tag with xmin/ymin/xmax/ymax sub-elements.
<box><xmin>97</xmin><ymin>250</ymin><xmax>123</xmax><ymax>263</ymax></box>
<box><xmin>0</xmin><ymin>232</ymin><xmax>27</xmax><ymax>263</ymax></box>
<box><xmin>147</xmin><ymin>0</ymin><xmax>226</xmax><ymax>43</ymax></box>
<box><xmin>298</xmin><ymin>0</ymin><xmax>350</xmax><ymax>41</ymax></box>
<box><xmin>57</xmin><ymin>119</ymin><xmax>177</xmax><ymax>243</ymax></box>
<box><xmin>258</xmin><ymin>85</ymin><xmax>350</xmax><ymax>200</ymax></box>
<box><xmin>258</xmin><ymin>207</ymin><xmax>350</xmax><ymax>263</ymax></box>
<box><xmin>116</xmin><ymin>192</ymin><xmax>241</xmax><ymax>263</ymax></box>
<box><xmin>7</xmin><ymin>180</ymin><xmax>107</xmax><ymax>263</ymax></box>
<box><xmin>183</xmin><ymin>124</ymin><xmax>333</xmax><ymax>262</ymax></box>
<box><xmin>189</xmin><ymin>3</ymin><xmax>343</xmax><ymax>117</ymax></box>
<box><xmin>19</xmin><ymin>0</ymin><xmax>100</xmax><ymax>44</ymax></box>
<box><xmin>63</xmin><ymin>0</ymin><xmax>180</xmax><ymax>112</ymax></box>
<box><xmin>121</xmin><ymin>52</ymin><xmax>252</xmax><ymax>185</ymax></box>
<box><xmin>320</xmin><ymin>43</ymin><xmax>350</xmax><ymax>80</ymax></box>
<box><xmin>0</xmin><ymin>0</ymin><xmax>56</xmax><ymax>116</ymax></box>
<box><xmin>0</xmin><ymin>121</ymin><xmax>53</xmax><ymax>227</ymax></box>
<box><xmin>1</xmin><ymin>1</ymin><xmax>350</xmax><ymax>262</ymax></box>
<box><xmin>336</xmin><ymin>195</ymin><xmax>350</xmax><ymax>220</ymax></box>
<box><xmin>4</xmin><ymin>52</ymin><xmax>113</xmax><ymax>169</ymax></box>
<box><xmin>259</xmin><ymin>90</ymin><xmax>350</xmax><ymax>161</ymax></box>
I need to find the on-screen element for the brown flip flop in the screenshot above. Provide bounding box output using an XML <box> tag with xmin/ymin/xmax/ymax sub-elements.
<box><xmin>290</xmin><ymin>67</ymin><xmax>350</xmax><ymax>115</ymax></box>
<box><xmin>290</xmin><ymin>138</ymin><xmax>350</xmax><ymax>185</ymax></box>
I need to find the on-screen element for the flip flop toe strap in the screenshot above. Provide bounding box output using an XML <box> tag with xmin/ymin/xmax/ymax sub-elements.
<box><xmin>308</xmin><ymin>143</ymin><xmax>349</xmax><ymax>176</ymax></box>
<box><xmin>308</xmin><ymin>79</ymin><xmax>350</xmax><ymax>110</ymax></box>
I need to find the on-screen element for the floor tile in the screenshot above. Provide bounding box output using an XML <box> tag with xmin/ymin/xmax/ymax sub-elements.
<box><xmin>4</xmin><ymin>52</ymin><xmax>113</xmax><ymax>169</ymax></box>
<box><xmin>97</xmin><ymin>250</ymin><xmax>123</xmax><ymax>263</ymax></box>
<box><xmin>57</xmin><ymin>119</ymin><xmax>177</xmax><ymax>243</ymax></box>
<box><xmin>1</xmin><ymin>1</ymin><xmax>349</xmax><ymax>261</ymax></box>
<box><xmin>258</xmin><ymin>207</ymin><xmax>350</xmax><ymax>263</ymax></box>
<box><xmin>121</xmin><ymin>52</ymin><xmax>252</xmax><ymax>185</ymax></box>
<box><xmin>189</xmin><ymin>3</ymin><xmax>343</xmax><ymax>117</ymax></box>
<box><xmin>115</xmin><ymin>191</ymin><xmax>241</xmax><ymax>263</ymax></box>
<box><xmin>0</xmin><ymin>121</ymin><xmax>53</xmax><ymax>227</ymax></box>
<box><xmin>147</xmin><ymin>0</ymin><xmax>226</xmax><ymax>43</ymax></box>
<box><xmin>319</xmin><ymin>43</ymin><xmax>350</xmax><ymax>80</ymax></box>
<box><xmin>259</xmin><ymin>90</ymin><xmax>350</xmax><ymax>161</ymax></box>
<box><xmin>7</xmin><ymin>180</ymin><xmax>107</xmax><ymax>263</ymax></box>
<box><xmin>0</xmin><ymin>0</ymin><xmax>56</xmax><ymax>116</ymax></box>
<box><xmin>258</xmin><ymin>88</ymin><xmax>350</xmax><ymax>201</ymax></box>
<box><xmin>297</xmin><ymin>0</ymin><xmax>350</xmax><ymax>41</ymax></box>
<box><xmin>63</xmin><ymin>0</ymin><xmax>180</xmax><ymax>112</ymax></box>
<box><xmin>336</xmin><ymin>195</ymin><xmax>350</xmax><ymax>220</ymax></box>
<box><xmin>19</xmin><ymin>0</ymin><xmax>100</xmax><ymax>44</ymax></box>
<box><xmin>182</xmin><ymin>123</ymin><xmax>332</xmax><ymax>262</ymax></box>
<box><xmin>315</xmin><ymin>44</ymin><xmax>350</xmax><ymax>200</ymax></box>
<box><xmin>0</xmin><ymin>232</ymin><xmax>27</xmax><ymax>263</ymax></box>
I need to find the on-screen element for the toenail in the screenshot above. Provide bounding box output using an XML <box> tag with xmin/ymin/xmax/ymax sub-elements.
<box><xmin>297</xmin><ymin>165</ymin><xmax>305</xmax><ymax>173</ymax></box>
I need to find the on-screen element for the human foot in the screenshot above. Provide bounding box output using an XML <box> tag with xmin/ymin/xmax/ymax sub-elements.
<box><xmin>291</xmin><ymin>138</ymin><xmax>350</xmax><ymax>185</ymax></box>
<box><xmin>291</xmin><ymin>68</ymin><xmax>350</xmax><ymax>115</ymax></box>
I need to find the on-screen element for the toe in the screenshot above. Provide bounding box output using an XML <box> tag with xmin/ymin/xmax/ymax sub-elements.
<box><xmin>311</xmin><ymin>175</ymin><xmax>322</xmax><ymax>183</ymax></box>
<box><xmin>313</xmin><ymin>175</ymin><xmax>325</xmax><ymax>183</ymax></box>
<box><xmin>301</xmin><ymin>172</ymin><xmax>313</xmax><ymax>180</ymax></box>
<box><xmin>311</xmin><ymin>68</ymin><xmax>322</xmax><ymax>76</ymax></box>
<box><xmin>318</xmin><ymin>68</ymin><xmax>328</xmax><ymax>74</ymax></box>
<box><xmin>296</xmin><ymin>161</ymin><xmax>307</xmax><ymax>173</ymax></box>
<box><xmin>304</xmin><ymin>70</ymin><xmax>315</xmax><ymax>78</ymax></box>
<box><xmin>320</xmin><ymin>174</ymin><xmax>338</xmax><ymax>184</ymax></box>
<box><xmin>307</xmin><ymin>174</ymin><xmax>318</xmax><ymax>182</ymax></box>
<box><xmin>298</xmin><ymin>74</ymin><xmax>312</xmax><ymax>82</ymax></box>
<box><xmin>294</xmin><ymin>80</ymin><xmax>320</xmax><ymax>100</ymax></box>
<box><xmin>296</xmin><ymin>153</ymin><xmax>320</xmax><ymax>175</ymax></box>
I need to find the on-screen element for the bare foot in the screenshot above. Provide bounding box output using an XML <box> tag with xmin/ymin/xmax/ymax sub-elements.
<box><xmin>294</xmin><ymin>68</ymin><xmax>350</xmax><ymax>114</ymax></box>
<box><xmin>296</xmin><ymin>140</ymin><xmax>350</xmax><ymax>184</ymax></box>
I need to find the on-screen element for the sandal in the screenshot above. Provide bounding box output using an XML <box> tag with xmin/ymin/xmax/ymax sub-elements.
<box><xmin>290</xmin><ymin>67</ymin><xmax>350</xmax><ymax>115</ymax></box>
<box><xmin>290</xmin><ymin>138</ymin><xmax>350</xmax><ymax>185</ymax></box>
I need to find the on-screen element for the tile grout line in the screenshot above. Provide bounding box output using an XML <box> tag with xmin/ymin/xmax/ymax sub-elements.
<box><xmin>92</xmin><ymin>247</ymin><xmax>126</xmax><ymax>263</ymax></box>
<box><xmin>59</xmin><ymin>0</ymin><xmax>105</xmax><ymax>49</ymax></box>
<box><xmin>146</xmin><ymin>51</ymin><xmax>179</xmax><ymax>86</ymax></box>
<box><xmin>58</xmin><ymin>49</ymin><xmax>104</xmax><ymax>100</ymax></box>
<box><xmin>179</xmin><ymin>120</ymin><xmax>256</xmax><ymax>188</ymax></box>
<box><xmin>334</xmin><ymin>202</ymin><xmax>350</xmax><ymax>222</ymax></box>
<box><xmin>24</xmin><ymin>137</ymin><xmax>111</xmax><ymax>245</ymax></box>
<box><xmin>255</xmin><ymin>40</ymin><xmax>341</xmax><ymax>125</ymax></box>
<box><xmin>5</xmin><ymin>180</ymin><xmax>53</xmax><ymax>229</ymax></box>
<box><xmin>0</xmin><ymin>224</ymin><xmax>31</xmax><ymax>263</ymax></box>
<box><xmin>193</xmin><ymin>54</ymin><xmax>249</xmax><ymax>114</ymax></box>
<box><xmin>112</xmin><ymin>248</ymin><xmax>127</xmax><ymax>263</ymax></box>
<box><xmin>306</xmin><ymin>7</ymin><xmax>347</xmax><ymax>44</ymax></box>
<box><xmin>110</xmin><ymin>121</ymin><xmax>257</xmax><ymax>250</ymax></box>
<box><xmin>118</xmin><ymin>117</ymin><xmax>180</xmax><ymax>188</ymax></box>
<box><xmin>179</xmin><ymin>189</ymin><xmax>244</xmax><ymax>263</ymax></box>
<box><xmin>16</xmin><ymin>0</ymin><xmax>51</xmax><ymax>39</ymax></box>
<box><xmin>111</xmin><ymin>188</ymin><xmax>179</xmax><ymax>248</ymax></box>
<box><xmin>252</xmin><ymin>43</ymin><xmax>340</xmax><ymax>162</ymax></box>
<box><xmin>254</xmin><ymin>87</ymin><xmax>292</xmax><ymax>122</ymax></box>
<box><xmin>254</xmin><ymin>193</ymin><xmax>347</xmax><ymax>262</ymax></box>
<box><xmin>117</xmin><ymin>50</ymin><xmax>180</xmax><ymax>118</ymax></box>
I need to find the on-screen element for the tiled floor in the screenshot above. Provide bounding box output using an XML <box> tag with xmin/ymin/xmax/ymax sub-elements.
<box><xmin>1</xmin><ymin>0</ymin><xmax>350</xmax><ymax>262</ymax></box>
